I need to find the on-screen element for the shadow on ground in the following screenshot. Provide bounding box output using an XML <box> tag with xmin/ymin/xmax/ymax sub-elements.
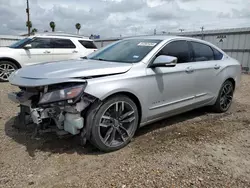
<box><xmin>5</xmin><ymin>108</ymin><xmax>209</xmax><ymax>157</ymax></box>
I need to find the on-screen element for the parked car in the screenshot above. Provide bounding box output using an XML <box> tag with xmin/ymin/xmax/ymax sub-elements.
<box><xmin>0</xmin><ymin>33</ymin><xmax>97</xmax><ymax>81</ymax></box>
<box><xmin>8</xmin><ymin>36</ymin><xmax>241</xmax><ymax>152</ymax></box>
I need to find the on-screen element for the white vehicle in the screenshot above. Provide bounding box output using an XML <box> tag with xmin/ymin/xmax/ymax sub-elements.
<box><xmin>0</xmin><ymin>33</ymin><xmax>97</xmax><ymax>82</ymax></box>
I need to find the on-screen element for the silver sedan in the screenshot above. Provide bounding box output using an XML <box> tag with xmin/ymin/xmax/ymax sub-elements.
<box><xmin>8</xmin><ymin>36</ymin><xmax>241</xmax><ymax>152</ymax></box>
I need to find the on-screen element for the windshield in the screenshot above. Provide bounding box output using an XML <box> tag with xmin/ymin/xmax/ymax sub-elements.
<box><xmin>88</xmin><ymin>39</ymin><xmax>162</xmax><ymax>63</ymax></box>
<box><xmin>9</xmin><ymin>37</ymin><xmax>32</xmax><ymax>48</ymax></box>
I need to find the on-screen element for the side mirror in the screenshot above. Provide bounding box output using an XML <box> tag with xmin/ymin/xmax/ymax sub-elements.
<box><xmin>23</xmin><ymin>44</ymin><xmax>32</xmax><ymax>49</ymax></box>
<box><xmin>151</xmin><ymin>55</ymin><xmax>177</xmax><ymax>68</ymax></box>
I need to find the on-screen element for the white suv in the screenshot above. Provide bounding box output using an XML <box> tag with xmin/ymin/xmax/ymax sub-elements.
<box><xmin>0</xmin><ymin>33</ymin><xmax>97</xmax><ymax>81</ymax></box>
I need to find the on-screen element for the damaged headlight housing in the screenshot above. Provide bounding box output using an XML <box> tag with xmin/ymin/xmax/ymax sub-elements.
<box><xmin>39</xmin><ymin>84</ymin><xmax>86</xmax><ymax>105</ymax></box>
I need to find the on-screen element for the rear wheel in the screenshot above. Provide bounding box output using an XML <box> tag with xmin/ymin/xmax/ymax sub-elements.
<box><xmin>0</xmin><ymin>61</ymin><xmax>18</xmax><ymax>82</ymax></box>
<box><xmin>212</xmin><ymin>80</ymin><xmax>234</xmax><ymax>113</ymax></box>
<box><xmin>90</xmin><ymin>95</ymin><xmax>139</xmax><ymax>152</ymax></box>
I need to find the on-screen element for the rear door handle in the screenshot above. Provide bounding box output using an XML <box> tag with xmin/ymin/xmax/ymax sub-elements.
<box><xmin>43</xmin><ymin>50</ymin><xmax>51</xmax><ymax>54</ymax></box>
<box><xmin>185</xmin><ymin>67</ymin><xmax>194</xmax><ymax>73</ymax></box>
<box><xmin>214</xmin><ymin>64</ymin><xmax>221</xmax><ymax>70</ymax></box>
<box><xmin>72</xmin><ymin>50</ymin><xmax>78</xmax><ymax>53</ymax></box>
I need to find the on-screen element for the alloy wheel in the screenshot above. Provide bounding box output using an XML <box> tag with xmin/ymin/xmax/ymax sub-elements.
<box><xmin>220</xmin><ymin>83</ymin><xmax>233</xmax><ymax>111</ymax></box>
<box><xmin>98</xmin><ymin>101</ymin><xmax>136</xmax><ymax>147</ymax></box>
<box><xmin>0</xmin><ymin>63</ymin><xmax>16</xmax><ymax>81</ymax></box>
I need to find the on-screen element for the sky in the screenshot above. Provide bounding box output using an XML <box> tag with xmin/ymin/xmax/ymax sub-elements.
<box><xmin>0</xmin><ymin>0</ymin><xmax>249</xmax><ymax>38</ymax></box>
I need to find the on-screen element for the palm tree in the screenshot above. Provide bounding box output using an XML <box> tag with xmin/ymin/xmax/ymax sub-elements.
<box><xmin>31</xmin><ymin>28</ymin><xmax>38</xmax><ymax>35</ymax></box>
<box><xmin>26</xmin><ymin>21</ymin><xmax>32</xmax><ymax>29</ymax></box>
<box><xmin>50</xmin><ymin>21</ymin><xmax>56</xmax><ymax>32</ymax></box>
<box><xmin>26</xmin><ymin>21</ymin><xmax>32</xmax><ymax>36</ymax></box>
<box><xmin>75</xmin><ymin>23</ymin><xmax>81</xmax><ymax>34</ymax></box>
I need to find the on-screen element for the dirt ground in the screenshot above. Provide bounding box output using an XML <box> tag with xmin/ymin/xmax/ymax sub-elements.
<box><xmin>0</xmin><ymin>75</ymin><xmax>250</xmax><ymax>188</ymax></box>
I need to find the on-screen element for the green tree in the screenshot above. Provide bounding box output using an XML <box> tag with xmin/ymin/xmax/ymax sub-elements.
<box><xmin>50</xmin><ymin>21</ymin><xmax>56</xmax><ymax>32</ymax></box>
<box><xmin>31</xmin><ymin>28</ymin><xmax>38</xmax><ymax>35</ymax></box>
<box><xmin>26</xmin><ymin>21</ymin><xmax>32</xmax><ymax>29</ymax></box>
<box><xmin>26</xmin><ymin>21</ymin><xmax>32</xmax><ymax>36</ymax></box>
<box><xmin>75</xmin><ymin>23</ymin><xmax>81</xmax><ymax>34</ymax></box>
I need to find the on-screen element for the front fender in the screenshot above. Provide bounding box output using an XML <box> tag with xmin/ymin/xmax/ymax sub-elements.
<box><xmin>84</xmin><ymin>74</ymin><xmax>148</xmax><ymax>123</ymax></box>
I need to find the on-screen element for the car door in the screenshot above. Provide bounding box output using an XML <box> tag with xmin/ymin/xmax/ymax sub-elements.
<box><xmin>19</xmin><ymin>37</ymin><xmax>53</xmax><ymax>65</ymax></box>
<box><xmin>146</xmin><ymin>40</ymin><xmax>197</xmax><ymax>121</ymax></box>
<box><xmin>51</xmin><ymin>38</ymin><xmax>78</xmax><ymax>61</ymax></box>
<box><xmin>189</xmin><ymin>41</ymin><xmax>224</xmax><ymax>106</ymax></box>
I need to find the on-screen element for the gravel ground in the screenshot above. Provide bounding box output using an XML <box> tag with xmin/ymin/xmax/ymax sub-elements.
<box><xmin>0</xmin><ymin>75</ymin><xmax>250</xmax><ymax>188</ymax></box>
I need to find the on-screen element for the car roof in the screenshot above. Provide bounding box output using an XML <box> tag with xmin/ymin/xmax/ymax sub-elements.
<box><xmin>123</xmin><ymin>35</ymin><xmax>223</xmax><ymax>51</ymax></box>
<box><xmin>125</xmin><ymin>35</ymin><xmax>204</xmax><ymax>42</ymax></box>
<box><xmin>29</xmin><ymin>33</ymin><xmax>92</xmax><ymax>41</ymax></box>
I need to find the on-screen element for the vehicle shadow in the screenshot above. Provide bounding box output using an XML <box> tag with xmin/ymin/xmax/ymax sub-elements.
<box><xmin>4</xmin><ymin>108</ymin><xmax>208</xmax><ymax>157</ymax></box>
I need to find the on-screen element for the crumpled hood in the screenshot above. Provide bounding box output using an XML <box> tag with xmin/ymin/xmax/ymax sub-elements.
<box><xmin>9</xmin><ymin>59</ymin><xmax>133</xmax><ymax>87</ymax></box>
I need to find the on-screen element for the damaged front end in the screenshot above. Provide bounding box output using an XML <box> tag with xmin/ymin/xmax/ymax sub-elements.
<box><xmin>8</xmin><ymin>82</ymin><xmax>97</xmax><ymax>142</ymax></box>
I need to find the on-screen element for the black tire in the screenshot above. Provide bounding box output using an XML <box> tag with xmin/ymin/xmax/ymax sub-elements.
<box><xmin>212</xmin><ymin>80</ymin><xmax>234</xmax><ymax>113</ymax></box>
<box><xmin>0</xmin><ymin>61</ymin><xmax>18</xmax><ymax>82</ymax></box>
<box><xmin>89</xmin><ymin>95</ymin><xmax>139</xmax><ymax>152</ymax></box>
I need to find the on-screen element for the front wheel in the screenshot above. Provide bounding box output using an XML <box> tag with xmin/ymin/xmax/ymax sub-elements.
<box><xmin>0</xmin><ymin>61</ymin><xmax>18</xmax><ymax>82</ymax></box>
<box><xmin>89</xmin><ymin>95</ymin><xmax>139</xmax><ymax>152</ymax></box>
<box><xmin>212</xmin><ymin>80</ymin><xmax>234</xmax><ymax>113</ymax></box>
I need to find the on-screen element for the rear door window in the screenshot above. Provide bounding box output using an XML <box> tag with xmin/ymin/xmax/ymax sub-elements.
<box><xmin>158</xmin><ymin>40</ymin><xmax>191</xmax><ymax>63</ymax></box>
<box><xmin>51</xmin><ymin>39</ymin><xmax>76</xmax><ymax>49</ymax></box>
<box><xmin>78</xmin><ymin>40</ymin><xmax>97</xmax><ymax>49</ymax></box>
<box><xmin>191</xmin><ymin>42</ymin><xmax>214</xmax><ymax>61</ymax></box>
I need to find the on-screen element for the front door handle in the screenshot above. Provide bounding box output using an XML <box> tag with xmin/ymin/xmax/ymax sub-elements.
<box><xmin>43</xmin><ymin>50</ymin><xmax>51</xmax><ymax>54</ymax></box>
<box><xmin>185</xmin><ymin>67</ymin><xmax>194</xmax><ymax>73</ymax></box>
<box><xmin>72</xmin><ymin>50</ymin><xmax>78</xmax><ymax>53</ymax></box>
<box><xmin>214</xmin><ymin>64</ymin><xmax>221</xmax><ymax>70</ymax></box>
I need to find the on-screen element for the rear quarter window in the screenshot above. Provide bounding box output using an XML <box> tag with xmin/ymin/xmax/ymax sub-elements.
<box><xmin>212</xmin><ymin>48</ymin><xmax>224</xmax><ymax>60</ymax></box>
<box><xmin>78</xmin><ymin>40</ymin><xmax>97</xmax><ymax>49</ymax></box>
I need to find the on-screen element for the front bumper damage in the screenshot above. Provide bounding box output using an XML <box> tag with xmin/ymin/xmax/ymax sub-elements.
<box><xmin>8</xmin><ymin>89</ymin><xmax>97</xmax><ymax>141</ymax></box>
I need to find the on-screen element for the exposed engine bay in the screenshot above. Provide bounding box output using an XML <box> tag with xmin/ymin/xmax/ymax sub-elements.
<box><xmin>8</xmin><ymin>82</ymin><xmax>97</xmax><ymax>142</ymax></box>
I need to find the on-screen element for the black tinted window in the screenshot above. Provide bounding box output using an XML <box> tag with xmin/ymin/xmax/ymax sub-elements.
<box><xmin>52</xmin><ymin>39</ymin><xmax>76</xmax><ymax>48</ymax></box>
<box><xmin>79</xmin><ymin>40</ymin><xmax>97</xmax><ymax>49</ymax></box>
<box><xmin>158</xmin><ymin>41</ymin><xmax>191</xmax><ymax>63</ymax></box>
<box><xmin>212</xmin><ymin>48</ymin><xmax>223</xmax><ymax>60</ymax></box>
<box><xmin>191</xmin><ymin>42</ymin><xmax>214</xmax><ymax>61</ymax></box>
<box><xmin>30</xmin><ymin>38</ymin><xmax>52</xmax><ymax>48</ymax></box>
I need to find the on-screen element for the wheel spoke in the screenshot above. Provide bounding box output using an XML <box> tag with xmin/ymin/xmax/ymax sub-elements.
<box><xmin>115</xmin><ymin>102</ymin><xmax>119</xmax><ymax>112</ymax></box>
<box><xmin>222</xmin><ymin>87</ymin><xmax>227</xmax><ymax>95</ymax></box>
<box><xmin>8</xmin><ymin>68</ymin><xmax>15</xmax><ymax>72</ymax></box>
<box><xmin>226</xmin><ymin>86</ymin><xmax>232</xmax><ymax>95</ymax></box>
<box><xmin>117</xmin><ymin>128</ymin><xmax>125</xmax><ymax>142</ymax></box>
<box><xmin>100</xmin><ymin>122</ymin><xmax>112</xmax><ymax>128</ymax></box>
<box><xmin>103</xmin><ymin>127</ymin><xmax>114</xmax><ymax>143</ymax></box>
<box><xmin>226</xmin><ymin>96</ymin><xmax>232</xmax><ymax>104</ymax></box>
<box><xmin>110</xmin><ymin>128</ymin><xmax>116</xmax><ymax>144</ymax></box>
<box><xmin>120</xmin><ymin>125</ymin><xmax>129</xmax><ymax>137</ymax></box>
<box><xmin>120</xmin><ymin>111</ymin><xmax>134</xmax><ymax>120</ymax></box>
<box><xmin>102</xmin><ymin>115</ymin><xmax>112</xmax><ymax>120</ymax></box>
<box><xmin>220</xmin><ymin>98</ymin><xmax>224</xmax><ymax>105</ymax></box>
<box><xmin>121</xmin><ymin>116</ymin><xmax>135</xmax><ymax>123</ymax></box>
